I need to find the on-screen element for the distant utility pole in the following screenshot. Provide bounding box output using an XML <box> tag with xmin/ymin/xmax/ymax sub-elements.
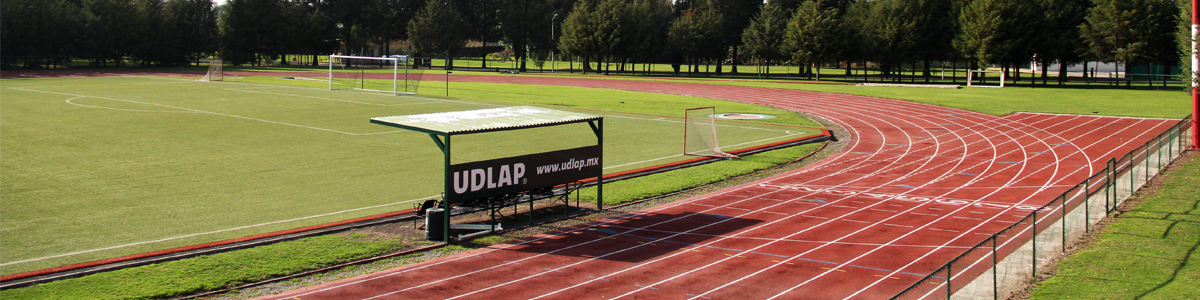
<box><xmin>551</xmin><ymin>14</ymin><xmax>558</xmax><ymax>73</ymax></box>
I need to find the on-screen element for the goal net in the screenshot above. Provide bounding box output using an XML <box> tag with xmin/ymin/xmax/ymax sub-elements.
<box><xmin>684</xmin><ymin>107</ymin><xmax>738</xmax><ymax>159</ymax></box>
<box><xmin>198</xmin><ymin>59</ymin><xmax>223</xmax><ymax>81</ymax></box>
<box><xmin>967</xmin><ymin>70</ymin><xmax>1006</xmax><ymax>88</ymax></box>
<box><xmin>328</xmin><ymin>55</ymin><xmax>424</xmax><ymax>95</ymax></box>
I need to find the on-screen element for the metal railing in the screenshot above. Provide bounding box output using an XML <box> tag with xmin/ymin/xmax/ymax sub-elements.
<box><xmin>891</xmin><ymin>115</ymin><xmax>1194</xmax><ymax>300</ymax></box>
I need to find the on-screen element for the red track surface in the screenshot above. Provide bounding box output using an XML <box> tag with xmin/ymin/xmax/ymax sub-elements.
<box><xmin>242</xmin><ymin>75</ymin><xmax>1175</xmax><ymax>299</ymax></box>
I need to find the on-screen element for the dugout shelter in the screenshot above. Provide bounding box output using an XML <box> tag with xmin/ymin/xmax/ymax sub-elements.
<box><xmin>371</xmin><ymin>106</ymin><xmax>603</xmax><ymax>242</ymax></box>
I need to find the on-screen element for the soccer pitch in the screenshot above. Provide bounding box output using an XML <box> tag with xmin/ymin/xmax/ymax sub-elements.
<box><xmin>0</xmin><ymin>75</ymin><xmax>822</xmax><ymax>275</ymax></box>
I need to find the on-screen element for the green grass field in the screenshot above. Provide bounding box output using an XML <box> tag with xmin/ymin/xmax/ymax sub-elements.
<box><xmin>1</xmin><ymin>66</ymin><xmax>1193</xmax><ymax>299</ymax></box>
<box><xmin>1030</xmin><ymin>153</ymin><xmax>1200</xmax><ymax>299</ymax></box>
<box><xmin>0</xmin><ymin>75</ymin><xmax>820</xmax><ymax>275</ymax></box>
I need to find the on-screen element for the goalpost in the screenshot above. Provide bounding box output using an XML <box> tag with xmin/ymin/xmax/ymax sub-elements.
<box><xmin>197</xmin><ymin>59</ymin><xmax>223</xmax><ymax>82</ymax></box>
<box><xmin>328</xmin><ymin>55</ymin><xmax>424</xmax><ymax>95</ymax></box>
<box><xmin>967</xmin><ymin>70</ymin><xmax>1006</xmax><ymax>88</ymax></box>
<box><xmin>684</xmin><ymin>107</ymin><xmax>739</xmax><ymax>159</ymax></box>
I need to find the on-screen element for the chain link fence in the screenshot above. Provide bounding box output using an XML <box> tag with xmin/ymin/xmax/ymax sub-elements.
<box><xmin>891</xmin><ymin>115</ymin><xmax>1195</xmax><ymax>300</ymax></box>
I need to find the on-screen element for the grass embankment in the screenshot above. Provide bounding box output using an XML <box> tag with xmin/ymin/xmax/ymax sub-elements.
<box><xmin>1029</xmin><ymin>153</ymin><xmax>1200</xmax><ymax>299</ymax></box>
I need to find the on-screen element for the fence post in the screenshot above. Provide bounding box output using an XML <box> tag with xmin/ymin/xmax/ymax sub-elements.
<box><xmin>1145</xmin><ymin>145</ymin><xmax>1151</xmax><ymax>183</ymax></box>
<box><xmin>1084</xmin><ymin>176</ymin><xmax>1090</xmax><ymax>233</ymax></box>
<box><xmin>1152</xmin><ymin>137</ymin><xmax>1161</xmax><ymax>175</ymax></box>
<box><xmin>1104</xmin><ymin>159</ymin><xmax>1112</xmax><ymax>211</ymax></box>
<box><xmin>1032</xmin><ymin>211</ymin><xmax>1038</xmax><ymax>275</ymax></box>
<box><xmin>993</xmin><ymin>237</ymin><xmax>999</xmax><ymax>300</ymax></box>
<box><xmin>1131</xmin><ymin>149</ymin><xmax>1136</xmax><ymax>200</ymax></box>
<box><xmin>947</xmin><ymin>264</ymin><xmax>953</xmax><ymax>300</ymax></box>
<box><xmin>1110</xmin><ymin>158</ymin><xmax>1117</xmax><ymax>211</ymax></box>
<box><xmin>1061</xmin><ymin>194</ymin><xmax>1067</xmax><ymax>250</ymax></box>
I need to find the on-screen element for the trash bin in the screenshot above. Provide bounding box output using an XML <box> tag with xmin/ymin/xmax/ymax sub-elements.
<box><xmin>425</xmin><ymin>207</ymin><xmax>445</xmax><ymax>241</ymax></box>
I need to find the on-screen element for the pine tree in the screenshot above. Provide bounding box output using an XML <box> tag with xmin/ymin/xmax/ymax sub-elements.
<box><xmin>407</xmin><ymin>0</ymin><xmax>468</xmax><ymax>69</ymax></box>
<box><xmin>1082</xmin><ymin>0</ymin><xmax>1179</xmax><ymax>86</ymax></box>
<box><xmin>786</xmin><ymin>0</ymin><xmax>841</xmax><ymax>80</ymax></box>
<box><xmin>741</xmin><ymin>2</ymin><xmax>789</xmax><ymax>77</ymax></box>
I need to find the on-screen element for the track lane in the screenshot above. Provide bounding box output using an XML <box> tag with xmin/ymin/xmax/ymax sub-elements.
<box><xmin>252</xmin><ymin>75</ymin><xmax>1176</xmax><ymax>300</ymax></box>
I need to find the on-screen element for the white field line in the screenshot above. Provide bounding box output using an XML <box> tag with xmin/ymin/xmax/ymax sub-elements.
<box><xmin>9</xmin><ymin>88</ymin><xmax>393</xmax><ymax>136</ymax></box>
<box><xmin>128</xmin><ymin>75</ymin><xmax>477</xmax><ymax>106</ymax></box>
<box><xmin>222</xmin><ymin>88</ymin><xmax>447</xmax><ymax>107</ymax></box>
<box><xmin>0</xmin><ymin>195</ymin><xmax>439</xmax><ymax>267</ymax></box>
<box><xmin>64</xmin><ymin>97</ymin><xmax>198</xmax><ymax>113</ymax></box>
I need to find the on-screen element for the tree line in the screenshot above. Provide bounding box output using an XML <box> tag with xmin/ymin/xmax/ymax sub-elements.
<box><xmin>1</xmin><ymin>0</ymin><xmax>1189</xmax><ymax>84</ymax></box>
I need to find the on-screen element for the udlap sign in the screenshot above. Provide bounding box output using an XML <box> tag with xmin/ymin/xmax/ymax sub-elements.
<box><xmin>445</xmin><ymin>145</ymin><xmax>601</xmax><ymax>203</ymax></box>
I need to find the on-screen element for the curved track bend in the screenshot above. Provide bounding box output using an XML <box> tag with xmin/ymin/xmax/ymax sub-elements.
<box><xmin>257</xmin><ymin>75</ymin><xmax>1175</xmax><ymax>300</ymax></box>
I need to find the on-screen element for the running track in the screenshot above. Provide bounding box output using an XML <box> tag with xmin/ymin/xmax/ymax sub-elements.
<box><xmin>227</xmin><ymin>74</ymin><xmax>1175</xmax><ymax>299</ymax></box>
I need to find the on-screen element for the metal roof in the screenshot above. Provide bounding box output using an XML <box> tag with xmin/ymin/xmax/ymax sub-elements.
<box><xmin>370</xmin><ymin>106</ymin><xmax>602</xmax><ymax>135</ymax></box>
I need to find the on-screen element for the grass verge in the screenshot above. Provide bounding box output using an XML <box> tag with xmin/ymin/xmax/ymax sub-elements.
<box><xmin>1028</xmin><ymin>151</ymin><xmax>1200</xmax><ymax>299</ymax></box>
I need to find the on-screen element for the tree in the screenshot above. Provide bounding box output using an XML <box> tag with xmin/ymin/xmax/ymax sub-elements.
<box><xmin>910</xmin><ymin>0</ymin><xmax>955</xmax><ymax>81</ymax></box>
<box><xmin>85</xmin><ymin>0</ymin><xmax>143</xmax><ymax>66</ymax></box>
<box><xmin>500</xmin><ymin>0</ymin><xmax>554</xmax><ymax>72</ymax></box>
<box><xmin>784</xmin><ymin>0</ymin><xmax>841</xmax><ymax>80</ymax></box>
<box><xmin>286</xmin><ymin>1</ymin><xmax>340</xmax><ymax>66</ymax></box>
<box><xmin>558</xmin><ymin>0</ymin><xmax>600</xmax><ymax>73</ymax></box>
<box><xmin>407</xmin><ymin>0</ymin><xmax>468</xmax><ymax>69</ymax></box>
<box><xmin>454</xmin><ymin>0</ymin><xmax>502</xmax><ymax>67</ymax></box>
<box><xmin>852</xmin><ymin>0</ymin><xmax>919</xmax><ymax>80</ymax></box>
<box><xmin>0</xmin><ymin>0</ymin><xmax>87</xmax><ymax>68</ymax></box>
<box><xmin>706</xmin><ymin>0</ymin><xmax>760</xmax><ymax>74</ymax></box>
<box><xmin>168</xmin><ymin>0</ymin><xmax>220</xmax><ymax>65</ymax></box>
<box><xmin>1081</xmin><ymin>0</ymin><xmax>1179</xmax><ymax>86</ymax></box>
<box><xmin>1032</xmin><ymin>0</ymin><xmax>1089</xmax><ymax>85</ymax></box>
<box><xmin>626</xmin><ymin>0</ymin><xmax>672</xmax><ymax>74</ymax></box>
<box><xmin>741</xmin><ymin>2</ymin><xmax>789</xmax><ymax>77</ymax></box>
<box><xmin>668</xmin><ymin>5</ymin><xmax>723</xmax><ymax>75</ymax></box>
<box><xmin>1177</xmin><ymin>0</ymin><xmax>1194</xmax><ymax>86</ymax></box>
<box><xmin>954</xmin><ymin>0</ymin><xmax>1041</xmax><ymax>80</ymax></box>
<box><xmin>221</xmin><ymin>0</ymin><xmax>289</xmax><ymax>65</ymax></box>
<box><xmin>132</xmin><ymin>0</ymin><xmax>179</xmax><ymax>66</ymax></box>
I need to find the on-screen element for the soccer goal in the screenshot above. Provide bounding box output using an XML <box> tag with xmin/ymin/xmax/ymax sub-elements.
<box><xmin>328</xmin><ymin>55</ymin><xmax>423</xmax><ymax>95</ymax></box>
<box><xmin>684</xmin><ymin>107</ymin><xmax>739</xmax><ymax>159</ymax></box>
<box><xmin>197</xmin><ymin>59</ymin><xmax>223</xmax><ymax>82</ymax></box>
<box><xmin>966</xmin><ymin>70</ymin><xmax>1005</xmax><ymax>88</ymax></box>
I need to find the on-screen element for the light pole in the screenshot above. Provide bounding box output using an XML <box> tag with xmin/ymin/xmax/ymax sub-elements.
<box><xmin>1192</xmin><ymin>0</ymin><xmax>1199</xmax><ymax>149</ymax></box>
<box><xmin>552</xmin><ymin>14</ymin><xmax>558</xmax><ymax>73</ymax></box>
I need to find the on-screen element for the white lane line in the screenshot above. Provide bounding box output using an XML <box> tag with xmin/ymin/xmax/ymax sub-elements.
<box><xmin>600</xmin><ymin>94</ymin><xmax>968</xmax><ymax>300</ymax></box>
<box><xmin>686</xmin><ymin>97</ymin><xmax>1080</xmax><ymax>299</ymax></box>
